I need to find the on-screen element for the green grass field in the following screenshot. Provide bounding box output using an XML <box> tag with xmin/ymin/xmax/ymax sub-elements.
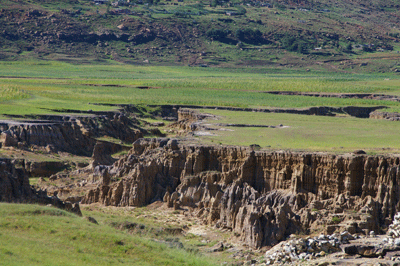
<box><xmin>200</xmin><ymin>109</ymin><xmax>400</xmax><ymax>153</ymax></box>
<box><xmin>0</xmin><ymin>203</ymin><xmax>217</xmax><ymax>266</ymax></box>
<box><xmin>1</xmin><ymin>61</ymin><xmax>400</xmax><ymax>115</ymax></box>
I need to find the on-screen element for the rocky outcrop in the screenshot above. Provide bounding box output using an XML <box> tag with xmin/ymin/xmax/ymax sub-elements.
<box><xmin>90</xmin><ymin>140</ymin><xmax>131</xmax><ymax>168</ymax></box>
<box><xmin>370</xmin><ymin>111</ymin><xmax>400</xmax><ymax>121</ymax></box>
<box><xmin>82</xmin><ymin>139</ymin><xmax>400</xmax><ymax>248</ymax></box>
<box><xmin>24</xmin><ymin>160</ymin><xmax>67</xmax><ymax>177</ymax></box>
<box><xmin>342</xmin><ymin>212</ymin><xmax>400</xmax><ymax>259</ymax></box>
<box><xmin>0</xmin><ymin>121</ymin><xmax>95</xmax><ymax>155</ymax></box>
<box><xmin>0</xmin><ymin>158</ymin><xmax>81</xmax><ymax>215</ymax></box>
<box><xmin>168</xmin><ymin>108</ymin><xmax>219</xmax><ymax>133</ymax></box>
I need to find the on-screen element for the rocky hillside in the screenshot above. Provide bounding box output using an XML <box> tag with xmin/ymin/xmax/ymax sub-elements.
<box><xmin>1</xmin><ymin>0</ymin><xmax>400</xmax><ymax>70</ymax></box>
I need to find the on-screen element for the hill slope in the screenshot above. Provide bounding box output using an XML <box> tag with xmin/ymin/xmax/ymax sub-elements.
<box><xmin>1</xmin><ymin>0</ymin><xmax>400</xmax><ymax>71</ymax></box>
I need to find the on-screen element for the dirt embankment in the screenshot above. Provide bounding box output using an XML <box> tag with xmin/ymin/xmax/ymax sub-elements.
<box><xmin>150</xmin><ymin>104</ymin><xmax>386</xmax><ymax>119</ymax></box>
<box><xmin>264</xmin><ymin>91</ymin><xmax>400</xmax><ymax>103</ymax></box>
<box><xmin>0</xmin><ymin>107</ymin><xmax>147</xmax><ymax>215</ymax></box>
<box><xmin>0</xmin><ymin>111</ymin><xmax>142</xmax><ymax>156</ymax></box>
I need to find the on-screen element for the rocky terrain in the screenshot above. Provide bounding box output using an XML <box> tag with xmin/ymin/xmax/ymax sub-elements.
<box><xmin>81</xmin><ymin>137</ymin><xmax>400</xmax><ymax>249</ymax></box>
<box><xmin>3</xmin><ymin>104</ymin><xmax>400</xmax><ymax>264</ymax></box>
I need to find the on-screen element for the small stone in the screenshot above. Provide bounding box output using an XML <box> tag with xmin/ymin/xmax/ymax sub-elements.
<box><xmin>85</xmin><ymin>216</ymin><xmax>98</xmax><ymax>224</ymax></box>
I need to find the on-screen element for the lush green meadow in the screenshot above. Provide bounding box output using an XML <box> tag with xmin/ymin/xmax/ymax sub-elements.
<box><xmin>1</xmin><ymin>60</ymin><xmax>400</xmax><ymax>152</ymax></box>
<box><xmin>1</xmin><ymin>61</ymin><xmax>400</xmax><ymax>115</ymax></box>
<box><xmin>0</xmin><ymin>203</ymin><xmax>217</xmax><ymax>266</ymax></box>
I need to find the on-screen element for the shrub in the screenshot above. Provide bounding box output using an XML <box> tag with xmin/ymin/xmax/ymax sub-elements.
<box><xmin>331</xmin><ymin>216</ymin><xmax>341</xmax><ymax>224</ymax></box>
<box><xmin>235</xmin><ymin>6</ymin><xmax>246</xmax><ymax>15</ymax></box>
<box><xmin>281</xmin><ymin>35</ymin><xmax>309</xmax><ymax>54</ymax></box>
<box><xmin>362</xmin><ymin>45</ymin><xmax>375</xmax><ymax>52</ymax></box>
<box><xmin>206</xmin><ymin>29</ymin><xmax>227</xmax><ymax>41</ymax></box>
<box><xmin>346</xmin><ymin>43</ymin><xmax>353</xmax><ymax>51</ymax></box>
<box><xmin>235</xmin><ymin>28</ymin><xmax>263</xmax><ymax>44</ymax></box>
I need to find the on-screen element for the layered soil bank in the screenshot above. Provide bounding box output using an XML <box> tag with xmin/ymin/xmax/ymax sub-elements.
<box><xmin>150</xmin><ymin>104</ymin><xmax>385</xmax><ymax>119</ymax></box>
<box><xmin>0</xmin><ymin>112</ymin><xmax>142</xmax><ymax>156</ymax></box>
<box><xmin>82</xmin><ymin>138</ymin><xmax>400</xmax><ymax>248</ymax></box>
<box><xmin>264</xmin><ymin>91</ymin><xmax>400</xmax><ymax>103</ymax></box>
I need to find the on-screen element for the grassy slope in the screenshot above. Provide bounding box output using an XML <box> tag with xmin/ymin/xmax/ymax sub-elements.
<box><xmin>0</xmin><ymin>0</ymin><xmax>399</xmax><ymax>70</ymax></box>
<box><xmin>0</xmin><ymin>203</ymin><xmax>217</xmax><ymax>266</ymax></box>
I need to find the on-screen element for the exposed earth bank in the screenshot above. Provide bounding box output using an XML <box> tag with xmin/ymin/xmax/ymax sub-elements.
<box><xmin>82</xmin><ymin>137</ymin><xmax>400</xmax><ymax>249</ymax></box>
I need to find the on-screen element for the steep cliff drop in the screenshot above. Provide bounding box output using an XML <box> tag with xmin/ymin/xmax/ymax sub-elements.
<box><xmin>82</xmin><ymin>138</ymin><xmax>400</xmax><ymax>248</ymax></box>
<box><xmin>0</xmin><ymin>158</ymin><xmax>82</xmax><ymax>215</ymax></box>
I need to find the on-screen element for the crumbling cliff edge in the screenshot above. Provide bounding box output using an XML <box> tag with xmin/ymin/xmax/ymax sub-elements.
<box><xmin>0</xmin><ymin>158</ymin><xmax>82</xmax><ymax>215</ymax></box>
<box><xmin>82</xmin><ymin>138</ymin><xmax>400</xmax><ymax>248</ymax></box>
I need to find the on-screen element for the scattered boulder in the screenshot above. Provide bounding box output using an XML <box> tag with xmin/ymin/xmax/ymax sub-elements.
<box><xmin>208</xmin><ymin>242</ymin><xmax>225</xmax><ymax>252</ymax></box>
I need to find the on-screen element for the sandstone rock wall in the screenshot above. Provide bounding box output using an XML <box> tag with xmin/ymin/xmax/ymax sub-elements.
<box><xmin>82</xmin><ymin>139</ymin><xmax>400</xmax><ymax>248</ymax></box>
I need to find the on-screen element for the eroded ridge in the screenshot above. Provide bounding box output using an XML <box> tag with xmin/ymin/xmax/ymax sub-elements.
<box><xmin>0</xmin><ymin>112</ymin><xmax>142</xmax><ymax>156</ymax></box>
<box><xmin>82</xmin><ymin>138</ymin><xmax>400</xmax><ymax>248</ymax></box>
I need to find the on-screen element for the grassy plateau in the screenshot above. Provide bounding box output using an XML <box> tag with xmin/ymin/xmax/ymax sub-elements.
<box><xmin>0</xmin><ymin>60</ymin><xmax>400</xmax><ymax>153</ymax></box>
<box><xmin>0</xmin><ymin>60</ymin><xmax>400</xmax><ymax>114</ymax></box>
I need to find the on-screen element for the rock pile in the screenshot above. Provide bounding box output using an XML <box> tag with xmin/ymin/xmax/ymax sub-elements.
<box><xmin>342</xmin><ymin>213</ymin><xmax>400</xmax><ymax>259</ymax></box>
<box><xmin>381</xmin><ymin>212</ymin><xmax>400</xmax><ymax>251</ymax></box>
<box><xmin>264</xmin><ymin>232</ymin><xmax>355</xmax><ymax>264</ymax></box>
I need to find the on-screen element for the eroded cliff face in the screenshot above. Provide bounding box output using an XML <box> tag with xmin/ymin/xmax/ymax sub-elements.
<box><xmin>0</xmin><ymin>113</ymin><xmax>142</xmax><ymax>156</ymax></box>
<box><xmin>0</xmin><ymin>158</ymin><xmax>32</xmax><ymax>202</ymax></box>
<box><xmin>82</xmin><ymin>138</ymin><xmax>400</xmax><ymax>248</ymax></box>
<box><xmin>0</xmin><ymin>158</ymin><xmax>81</xmax><ymax>215</ymax></box>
